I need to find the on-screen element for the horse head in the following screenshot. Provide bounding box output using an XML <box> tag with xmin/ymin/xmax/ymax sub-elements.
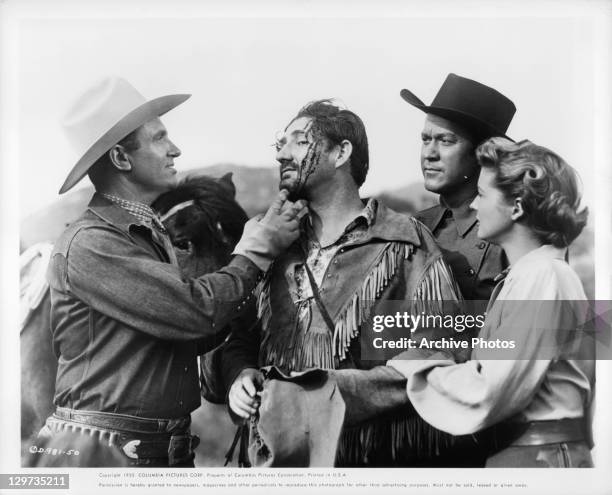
<box><xmin>152</xmin><ymin>173</ymin><xmax>249</xmax><ymax>278</ymax></box>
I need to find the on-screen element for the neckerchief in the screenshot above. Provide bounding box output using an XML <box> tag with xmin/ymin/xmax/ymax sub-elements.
<box><xmin>101</xmin><ymin>193</ymin><xmax>168</xmax><ymax>234</ymax></box>
<box><xmin>100</xmin><ymin>193</ymin><xmax>178</xmax><ymax>266</ymax></box>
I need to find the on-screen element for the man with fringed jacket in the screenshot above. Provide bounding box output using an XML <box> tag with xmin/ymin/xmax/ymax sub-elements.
<box><xmin>221</xmin><ymin>99</ymin><xmax>473</xmax><ymax>467</ymax></box>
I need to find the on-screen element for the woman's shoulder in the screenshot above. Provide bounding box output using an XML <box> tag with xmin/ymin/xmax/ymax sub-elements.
<box><xmin>503</xmin><ymin>249</ymin><xmax>586</xmax><ymax>300</ymax></box>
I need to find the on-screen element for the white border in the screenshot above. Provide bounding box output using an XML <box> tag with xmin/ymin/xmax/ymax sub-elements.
<box><xmin>2</xmin><ymin>1</ymin><xmax>611</xmax><ymax>494</ymax></box>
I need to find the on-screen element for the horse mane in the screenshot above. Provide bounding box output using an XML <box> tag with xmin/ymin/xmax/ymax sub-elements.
<box><xmin>152</xmin><ymin>173</ymin><xmax>248</xmax><ymax>255</ymax></box>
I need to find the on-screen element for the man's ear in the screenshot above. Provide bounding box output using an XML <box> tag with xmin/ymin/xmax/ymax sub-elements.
<box><xmin>334</xmin><ymin>139</ymin><xmax>353</xmax><ymax>169</ymax></box>
<box><xmin>108</xmin><ymin>144</ymin><xmax>132</xmax><ymax>172</ymax></box>
<box><xmin>511</xmin><ymin>197</ymin><xmax>524</xmax><ymax>221</ymax></box>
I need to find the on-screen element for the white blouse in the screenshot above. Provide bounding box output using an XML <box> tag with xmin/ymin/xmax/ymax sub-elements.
<box><xmin>389</xmin><ymin>244</ymin><xmax>595</xmax><ymax>435</ymax></box>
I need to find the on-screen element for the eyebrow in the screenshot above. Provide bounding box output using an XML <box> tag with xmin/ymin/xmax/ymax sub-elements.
<box><xmin>277</xmin><ymin>129</ymin><xmax>309</xmax><ymax>144</ymax></box>
<box><xmin>434</xmin><ymin>132</ymin><xmax>457</xmax><ymax>139</ymax></box>
<box><xmin>291</xmin><ymin>130</ymin><xmax>308</xmax><ymax>138</ymax></box>
<box><xmin>421</xmin><ymin>131</ymin><xmax>458</xmax><ymax>139</ymax></box>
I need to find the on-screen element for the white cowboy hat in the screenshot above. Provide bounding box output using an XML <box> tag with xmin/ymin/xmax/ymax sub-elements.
<box><xmin>59</xmin><ymin>77</ymin><xmax>190</xmax><ymax>194</ymax></box>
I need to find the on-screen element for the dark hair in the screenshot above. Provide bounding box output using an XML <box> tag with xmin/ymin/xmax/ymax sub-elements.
<box><xmin>152</xmin><ymin>173</ymin><xmax>248</xmax><ymax>257</ymax></box>
<box><xmin>293</xmin><ymin>99</ymin><xmax>369</xmax><ymax>187</ymax></box>
<box><xmin>476</xmin><ymin>137</ymin><xmax>588</xmax><ymax>247</ymax></box>
<box><xmin>87</xmin><ymin>127</ymin><xmax>142</xmax><ymax>189</ymax></box>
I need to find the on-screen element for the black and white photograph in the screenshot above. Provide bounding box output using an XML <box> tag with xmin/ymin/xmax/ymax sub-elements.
<box><xmin>1</xmin><ymin>0</ymin><xmax>612</xmax><ymax>493</ymax></box>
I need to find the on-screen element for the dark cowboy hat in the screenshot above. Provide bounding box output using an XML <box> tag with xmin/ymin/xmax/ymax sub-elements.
<box><xmin>400</xmin><ymin>73</ymin><xmax>516</xmax><ymax>142</ymax></box>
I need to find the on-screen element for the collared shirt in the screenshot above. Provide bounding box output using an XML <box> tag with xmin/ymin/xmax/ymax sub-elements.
<box><xmin>48</xmin><ymin>193</ymin><xmax>262</xmax><ymax>419</ymax></box>
<box><xmin>100</xmin><ymin>192</ymin><xmax>177</xmax><ymax>265</ymax></box>
<box><xmin>416</xmin><ymin>195</ymin><xmax>507</xmax><ymax>301</ymax></box>
<box><xmin>390</xmin><ymin>244</ymin><xmax>595</xmax><ymax>435</ymax></box>
<box><xmin>294</xmin><ymin>199</ymin><xmax>376</xmax><ymax>295</ymax></box>
<box><xmin>290</xmin><ymin>200</ymin><xmax>376</xmax><ymax>332</ymax></box>
<box><xmin>100</xmin><ymin>193</ymin><xmax>165</xmax><ymax>230</ymax></box>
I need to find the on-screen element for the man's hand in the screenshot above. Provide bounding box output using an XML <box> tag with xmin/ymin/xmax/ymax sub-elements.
<box><xmin>258</xmin><ymin>189</ymin><xmax>308</xmax><ymax>255</ymax></box>
<box><xmin>232</xmin><ymin>190</ymin><xmax>308</xmax><ymax>270</ymax></box>
<box><xmin>228</xmin><ymin>368</ymin><xmax>264</xmax><ymax>419</ymax></box>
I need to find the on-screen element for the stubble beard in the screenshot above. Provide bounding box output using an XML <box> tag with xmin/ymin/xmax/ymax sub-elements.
<box><xmin>279</xmin><ymin>173</ymin><xmax>307</xmax><ymax>202</ymax></box>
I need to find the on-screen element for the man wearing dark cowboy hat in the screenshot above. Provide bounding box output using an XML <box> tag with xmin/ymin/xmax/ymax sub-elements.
<box><xmin>37</xmin><ymin>77</ymin><xmax>307</xmax><ymax>467</ymax></box>
<box><xmin>401</xmin><ymin>73</ymin><xmax>516</xmax><ymax>301</ymax></box>
<box><xmin>397</xmin><ymin>74</ymin><xmax>516</xmax><ymax>467</ymax></box>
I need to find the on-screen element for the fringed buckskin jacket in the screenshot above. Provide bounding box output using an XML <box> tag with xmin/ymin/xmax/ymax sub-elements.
<box><xmin>222</xmin><ymin>202</ymin><xmax>465</xmax><ymax>466</ymax></box>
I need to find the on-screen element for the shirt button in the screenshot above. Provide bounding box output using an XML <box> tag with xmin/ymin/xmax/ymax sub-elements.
<box><xmin>184</xmin><ymin>366</ymin><xmax>188</xmax><ymax>372</ymax></box>
<box><xmin>327</xmin><ymin>273</ymin><xmax>332</xmax><ymax>278</ymax></box>
<box><xmin>477</xmin><ymin>242</ymin><xmax>486</xmax><ymax>249</ymax></box>
<box><xmin>466</xmin><ymin>268</ymin><xmax>475</xmax><ymax>276</ymax></box>
<box><xmin>333</xmin><ymin>260</ymin><xmax>338</xmax><ymax>264</ymax></box>
<box><xmin>179</xmin><ymin>400</ymin><xmax>183</xmax><ymax>407</ymax></box>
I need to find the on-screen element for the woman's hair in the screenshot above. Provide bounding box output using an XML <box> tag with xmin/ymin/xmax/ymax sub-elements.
<box><xmin>476</xmin><ymin>137</ymin><xmax>588</xmax><ymax>247</ymax></box>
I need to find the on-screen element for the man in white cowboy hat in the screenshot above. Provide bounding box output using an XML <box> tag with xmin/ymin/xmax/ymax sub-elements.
<box><xmin>37</xmin><ymin>77</ymin><xmax>307</xmax><ymax>467</ymax></box>
<box><xmin>401</xmin><ymin>73</ymin><xmax>516</xmax><ymax>303</ymax></box>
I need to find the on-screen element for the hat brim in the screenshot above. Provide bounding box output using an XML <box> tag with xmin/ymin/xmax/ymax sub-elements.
<box><xmin>400</xmin><ymin>88</ymin><xmax>513</xmax><ymax>143</ymax></box>
<box><xmin>59</xmin><ymin>94</ymin><xmax>191</xmax><ymax>194</ymax></box>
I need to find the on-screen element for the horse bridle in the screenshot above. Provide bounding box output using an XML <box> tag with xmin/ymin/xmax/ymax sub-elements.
<box><xmin>159</xmin><ymin>200</ymin><xmax>195</xmax><ymax>223</ymax></box>
<box><xmin>159</xmin><ymin>199</ymin><xmax>230</xmax><ymax>250</ymax></box>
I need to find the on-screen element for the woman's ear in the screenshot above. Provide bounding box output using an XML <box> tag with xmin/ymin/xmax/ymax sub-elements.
<box><xmin>334</xmin><ymin>139</ymin><xmax>353</xmax><ymax>169</ymax></box>
<box><xmin>511</xmin><ymin>197</ymin><xmax>524</xmax><ymax>221</ymax></box>
<box><xmin>109</xmin><ymin>144</ymin><xmax>132</xmax><ymax>172</ymax></box>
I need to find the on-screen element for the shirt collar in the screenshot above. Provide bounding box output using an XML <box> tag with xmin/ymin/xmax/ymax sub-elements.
<box><xmin>305</xmin><ymin>198</ymin><xmax>377</xmax><ymax>248</ymax></box>
<box><xmin>100</xmin><ymin>193</ymin><xmax>168</xmax><ymax>233</ymax></box>
<box><xmin>87</xmin><ymin>193</ymin><xmax>155</xmax><ymax>235</ymax></box>
<box><xmin>329</xmin><ymin>199</ymin><xmax>423</xmax><ymax>247</ymax></box>
<box><xmin>434</xmin><ymin>195</ymin><xmax>479</xmax><ymax>237</ymax></box>
<box><xmin>505</xmin><ymin>244</ymin><xmax>567</xmax><ymax>284</ymax></box>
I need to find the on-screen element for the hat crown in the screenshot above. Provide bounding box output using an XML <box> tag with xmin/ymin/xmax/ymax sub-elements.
<box><xmin>62</xmin><ymin>77</ymin><xmax>147</xmax><ymax>154</ymax></box>
<box><xmin>58</xmin><ymin>77</ymin><xmax>190</xmax><ymax>194</ymax></box>
<box><xmin>400</xmin><ymin>73</ymin><xmax>516</xmax><ymax>141</ymax></box>
<box><xmin>430</xmin><ymin>73</ymin><xmax>516</xmax><ymax>135</ymax></box>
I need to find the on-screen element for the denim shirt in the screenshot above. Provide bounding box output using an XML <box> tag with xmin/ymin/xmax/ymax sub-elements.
<box><xmin>47</xmin><ymin>193</ymin><xmax>261</xmax><ymax>418</ymax></box>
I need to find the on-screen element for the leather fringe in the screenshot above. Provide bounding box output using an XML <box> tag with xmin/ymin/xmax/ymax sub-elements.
<box><xmin>258</xmin><ymin>241</ymin><xmax>413</xmax><ymax>369</ymax></box>
<box><xmin>257</xmin><ymin>275</ymin><xmax>272</xmax><ymax>332</ymax></box>
<box><xmin>258</xmin><ymin>238</ymin><xmax>456</xmax><ymax>369</ymax></box>
<box><xmin>332</xmin><ymin>242</ymin><xmax>413</xmax><ymax>360</ymax></box>
<box><xmin>411</xmin><ymin>256</ymin><xmax>463</xmax><ymax>315</ymax></box>
<box><xmin>335</xmin><ymin>414</ymin><xmax>458</xmax><ymax>466</ymax></box>
<box><xmin>260</xmin><ymin>320</ymin><xmax>334</xmax><ymax>371</ymax></box>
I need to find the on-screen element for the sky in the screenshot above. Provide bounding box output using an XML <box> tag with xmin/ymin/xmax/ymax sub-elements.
<box><xmin>7</xmin><ymin>1</ymin><xmax>610</xmax><ymax>220</ymax></box>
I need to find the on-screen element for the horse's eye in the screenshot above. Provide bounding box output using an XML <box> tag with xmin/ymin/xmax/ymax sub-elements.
<box><xmin>175</xmin><ymin>240</ymin><xmax>191</xmax><ymax>251</ymax></box>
